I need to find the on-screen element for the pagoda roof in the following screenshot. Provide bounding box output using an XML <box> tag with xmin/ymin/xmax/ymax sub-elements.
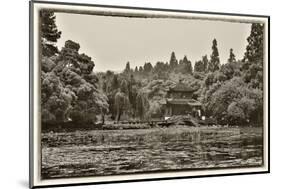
<box><xmin>169</xmin><ymin>82</ymin><xmax>196</xmax><ymax>92</ymax></box>
<box><xmin>166</xmin><ymin>98</ymin><xmax>202</xmax><ymax>106</ymax></box>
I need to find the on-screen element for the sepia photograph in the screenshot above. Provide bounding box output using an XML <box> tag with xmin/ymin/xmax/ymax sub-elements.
<box><xmin>30</xmin><ymin>1</ymin><xmax>269</xmax><ymax>188</ymax></box>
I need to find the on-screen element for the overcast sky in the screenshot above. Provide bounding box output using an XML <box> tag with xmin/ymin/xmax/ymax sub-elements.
<box><xmin>55</xmin><ymin>12</ymin><xmax>252</xmax><ymax>72</ymax></box>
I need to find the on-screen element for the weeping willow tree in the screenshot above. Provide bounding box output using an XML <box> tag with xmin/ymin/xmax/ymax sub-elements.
<box><xmin>136</xmin><ymin>90</ymin><xmax>150</xmax><ymax>121</ymax></box>
<box><xmin>114</xmin><ymin>89</ymin><xmax>130</xmax><ymax>122</ymax></box>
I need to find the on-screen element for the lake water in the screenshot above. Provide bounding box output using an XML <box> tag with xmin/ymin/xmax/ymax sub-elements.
<box><xmin>41</xmin><ymin>127</ymin><xmax>263</xmax><ymax>179</ymax></box>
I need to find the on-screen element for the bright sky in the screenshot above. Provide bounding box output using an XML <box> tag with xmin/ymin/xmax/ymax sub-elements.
<box><xmin>55</xmin><ymin>12</ymin><xmax>252</xmax><ymax>72</ymax></box>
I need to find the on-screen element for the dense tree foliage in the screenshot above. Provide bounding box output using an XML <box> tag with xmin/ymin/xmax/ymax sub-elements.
<box><xmin>194</xmin><ymin>55</ymin><xmax>209</xmax><ymax>73</ymax></box>
<box><xmin>40</xmin><ymin>10</ymin><xmax>62</xmax><ymax>57</ymax></box>
<box><xmin>178</xmin><ymin>56</ymin><xmax>193</xmax><ymax>74</ymax></box>
<box><xmin>208</xmin><ymin>39</ymin><xmax>220</xmax><ymax>72</ymax></box>
<box><xmin>134</xmin><ymin>66</ymin><xmax>138</xmax><ymax>72</ymax></box>
<box><xmin>40</xmin><ymin>12</ymin><xmax>109</xmax><ymax>126</ymax></box>
<box><xmin>153</xmin><ymin>62</ymin><xmax>169</xmax><ymax>79</ymax></box>
<box><xmin>136</xmin><ymin>90</ymin><xmax>150</xmax><ymax>120</ymax></box>
<box><xmin>124</xmin><ymin>62</ymin><xmax>131</xmax><ymax>74</ymax></box>
<box><xmin>228</xmin><ymin>48</ymin><xmax>236</xmax><ymax>63</ymax></box>
<box><xmin>198</xmin><ymin>23</ymin><xmax>264</xmax><ymax>125</ymax></box>
<box><xmin>112</xmin><ymin>24</ymin><xmax>264</xmax><ymax>125</ymax></box>
<box><xmin>41</xmin><ymin>12</ymin><xmax>264</xmax><ymax>127</ymax></box>
<box><xmin>243</xmin><ymin>23</ymin><xmax>264</xmax><ymax>63</ymax></box>
<box><xmin>202</xmin><ymin>55</ymin><xmax>209</xmax><ymax>72</ymax></box>
<box><xmin>143</xmin><ymin>62</ymin><xmax>153</xmax><ymax>73</ymax></box>
<box><xmin>169</xmin><ymin>52</ymin><xmax>178</xmax><ymax>68</ymax></box>
<box><xmin>114</xmin><ymin>89</ymin><xmax>130</xmax><ymax>122</ymax></box>
<box><xmin>194</xmin><ymin>60</ymin><xmax>204</xmax><ymax>72</ymax></box>
<box><xmin>242</xmin><ymin>23</ymin><xmax>264</xmax><ymax>89</ymax></box>
<box><xmin>202</xmin><ymin>77</ymin><xmax>263</xmax><ymax>125</ymax></box>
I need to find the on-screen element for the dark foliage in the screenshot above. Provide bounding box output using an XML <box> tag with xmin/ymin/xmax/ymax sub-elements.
<box><xmin>40</xmin><ymin>10</ymin><xmax>62</xmax><ymax>57</ymax></box>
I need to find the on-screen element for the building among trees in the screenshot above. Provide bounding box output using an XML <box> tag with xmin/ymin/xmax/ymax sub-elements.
<box><xmin>164</xmin><ymin>80</ymin><xmax>202</xmax><ymax>118</ymax></box>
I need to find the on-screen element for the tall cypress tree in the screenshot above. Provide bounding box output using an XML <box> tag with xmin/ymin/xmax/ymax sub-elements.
<box><xmin>124</xmin><ymin>61</ymin><xmax>131</xmax><ymax>73</ymax></box>
<box><xmin>228</xmin><ymin>48</ymin><xmax>236</xmax><ymax>63</ymax></box>
<box><xmin>134</xmin><ymin>66</ymin><xmax>138</xmax><ymax>72</ymax></box>
<box><xmin>242</xmin><ymin>23</ymin><xmax>264</xmax><ymax>89</ymax></box>
<box><xmin>202</xmin><ymin>55</ymin><xmax>209</xmax><ymax>72</ymax></box>
<box><xmin>182</xmin><ymin>55</ymin><xmax>193</xmax><ymax>74</ymax></box>
<box><xmin>40</xmin><ymin>10</ymin><xmax>62</xmax><ymax>57</ymax></box>
<box><xmin>169</xmin><ymin>52</ymin><xmax>178</xmax><ymax>68</ymax></box>
<box><xmin>243</xmin><ymin>23</ymin><xmax>264</xmax><ymax>64</ymax></box>
<box><xmin>208</xmin><ymin>39</ymin><xmax>220</xmax><ymax>72</ymax></box>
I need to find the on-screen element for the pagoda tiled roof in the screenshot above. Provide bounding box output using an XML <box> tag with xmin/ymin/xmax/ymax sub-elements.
<box><xmin>169</xmin><ymin>83</ymin><xmax>196</xmax><ymax>92</ymax></box>
<box><xmin>166</xmin><ymin>98</ymin><xmax>202</xmax><ymax>106</ymax></box>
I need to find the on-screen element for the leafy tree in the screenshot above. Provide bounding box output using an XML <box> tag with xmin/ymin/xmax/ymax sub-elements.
<box><xmin>42</xmin><ymin>56</ymin><xmax>56</xmax><ymax>72</ymax></box>
<box><xmin>129</xmin><ymin>85</ymin><xmax>138</xmax><ymax>118</ymax></box>
<box><xmin>143</xmin><ymin>62</ymin><xmax>153</xmax><ymax>73</ymax></box>
<box><xmin>243</xmin><ymin>23</ymin><xmax>264</xmax><ymax>63</ymax></box>
<box><xmin>182</xmin><ymin>56</ymin><xmax>193</xmax><ymax>74</ymax></box>
<box><xmin>101</xmin><ymin>75</ymin><xmax>108</xmax><ymax>93</ymax></box>
<box><xmin>134</xmin><ymin>66</ymin><xmax>138</xmax><ymax>72</ymax></box>
<box><xmin>120</xmin><ymin>79</ymin><xmax>128</xmax><ymax>94</ymax></box>
<box><xmin>204</xmin><ymin>72</ymin><xmax>216</xmax><ymax>87</ymax></box>
<box><xmin>178</xmin><ymin>59</ymin><xmax>183</xmax><ymax>65</ymax></box>
<box><xmin>136</xmin><ymin>90</ymin><xmax>150</xmax><ymax>120</ymax></box>
<box><xmin>70</xmin><ymin>82</ymin><xmax>108</xmax><ymax>123</ymax></box>
<box><xmin>202</xmin><ymin>55</ymin><xmax>209</xmax><ymax>72</ymax></box>
<box><xmin>228</xmin><ymin>48</ymin><xmax>236</xmax><ymax>63</ymax></box>
<box><xmin>154</xmin><ymin>62</ymin><xmax>166</xmax><ymax>73</ymax></box>
<box><xmin>227</xmin><ymin>94</ymin><xmax>259</xmax><ymax>125</ymax></box>
<box><xmin>148</xmin><ymin>101</ymin><xmax>164</xmax><ymax>118</ymax></box>
<box><xmin>227</xmin><ymin>102</ymin><xmax>246</xmax><ymax>125</ymax></box>
<box><xmin>247</xmin><ymin>88</ymin><xmax>263</xmax><ymax>124</ymax></box>
<box><xmin>205</xmin><ymin>77</ymin><xmax>245</xmax><ymax>122</ymax></box>
<box><xmin>40</xmin><ymin>10</ymin><xmax>62</xmax><ymax>57</ymax></box>
<box><xmin>43</xmin><ymin>40</ymin><xmax>108</xmax><ymax>124</ymax></box>
<box><xmin>208</xmin><ymin>39</ymin><xmax>220</xmax><ymax>72</ymax></box>
<box><xmin>169</xmin><ymin>52</ymin><xmax>178</xmax><ymax>68</ymax></box>
<box><xmin>111</xmin><ymin>75</ymin><xmax>119</xmax><ymax>90</ymax></box>
<box><xmin>153</xmin><ymin>61</ymin><xmax>169</xmax><ymax>79</ymax></box>
<box><xmin>175</xmin><ymin>56</ymin><xmax>192</xmax><ymax>74</ymax></box>
<box><xmin>41</xmin><ymin>72</ymin><xmax>75</xmax><ymax>122</ymax></box>
<box><xmin>79</xmin><ymin>53</ymin><xmax>95</xmax><ymax>75</ymax></box>
<box><xmin>124</xmin><ymin>61</ymin><xmax>131</xmax><ymax>73</ymax></box>
<box><xmin>101</xmin><ymin>73</ymin><xmax>120</xmax><ymax>119</ymax></box>
<box><xmin>220</xmin><ymin>61</ymin><xmax>242</xmax><ymax>80</ymax></box>
<box><xmin>242</xmin><ymin>23</ymin><xmax>264</xmax><ymax>89</ymax></box>
<box><xmin>59</xmin><ymin>40</ymin><xmax>81</xmax><ymax>71</ymax></box>
<box><xmin>106</xmin><ymin>70</ymin><xmax>114</xmax><ymax>77</ymax></box>
<box><xmin>194</xmin><ymin>60</ymin><xmax>205</xmax><ymax>72</ymax></box>
<box><xmin>114</xmin><ymin>89</ymin><xmax>129</xmax><ymax>122</ymax></box>
<box><xmin>202</xmin><ymin>76</ymin><xmax>263</xmax><ymax>125</ymax></box>
<box><xmin>195</xmin><ymin>55</ymin><xmax>209</xmax><ymax>72</ymax></box>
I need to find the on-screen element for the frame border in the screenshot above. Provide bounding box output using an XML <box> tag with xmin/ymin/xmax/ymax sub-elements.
<box><xmin>29</xmin><ymin>1</ymin><xmax>34</xmax><ymax>188</ymax></box>
<box><xmin>29</xmin><ymin>0</ymin><xmax>270</xmax><ymax>188</ymax></box>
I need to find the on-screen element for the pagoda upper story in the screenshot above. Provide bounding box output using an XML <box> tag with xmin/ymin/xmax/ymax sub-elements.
<box><xmin>166</xmin><ymin>82</ymin><xmax>196</xmax><ymax>99</ymax></box>
<box><xmin>165</xmin><ymin>80</ymin><xmax>202</xmax><ymax>117</ymax></box>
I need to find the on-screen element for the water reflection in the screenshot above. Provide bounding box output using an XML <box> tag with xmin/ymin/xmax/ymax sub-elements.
<box><xmin>41</xmin><ymin>127</ymin><xmax>263</xmax><ymax>179</ymax></box>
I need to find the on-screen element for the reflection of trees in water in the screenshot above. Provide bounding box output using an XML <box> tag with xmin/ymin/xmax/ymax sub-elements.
<box><xmin>41</xmin><ymin>128</ymin><xmax>263</xmax><ymax>179</ymax></box>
